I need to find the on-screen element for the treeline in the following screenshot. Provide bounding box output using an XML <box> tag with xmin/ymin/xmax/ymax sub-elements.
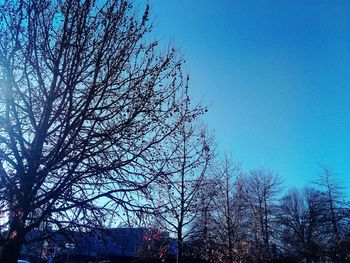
<box><xmin>145</xmin><ymin>155</ymin><xmax>350</xmax><ymax>263</ymax></box>
<box><xmin>126</xmin><ymin>96</ymin><xmax>350</xmax><ymax>263</ymax></box>
<box><xmin>194</xmin><ymin>165</ymin><xmax>350</xmax><ymax>263</ymax></box>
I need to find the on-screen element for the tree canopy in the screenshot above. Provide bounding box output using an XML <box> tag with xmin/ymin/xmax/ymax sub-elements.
<box><xmin>0</xmin><ymin>0</ymin><xmax>203</xmax><ymax>261</ymax></box>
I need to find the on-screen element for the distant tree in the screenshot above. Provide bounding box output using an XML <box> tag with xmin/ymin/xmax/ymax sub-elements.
<box><xmin>188</xmin><ymin>174</ymin><xmax>218</xmax><ymax>262</ymax></box>
<box><xmin>0</xmin><ymin>1</ymin><xmax>202</xmax><ymax>261</ymax></box>
<box><xmin>218</xmin><ymin>157</ymin><xmax>236</xmax><ymax>263</ymax></box>
<box><xmin>210</xmin><ymin>158</ymin><xmax>249</xmax><ymax>263</ymax></box>
<box><xmin>313</xmin><ymin>166</ymin><xmax>350</xmax><ymax>261</ymax></box>
<box><xmin>278</xmin><ymin>187</ymin><xmax>326</xmax><ymax>262</ymax></box>
<box><xmin>151</xmin><ymin>94</ymin><xmax>213</xmax><ymax>263</ymax></box>
<box><xmin>244</xmin><ymin>169</ymin><xmax>282</xmax><ymax>262</ymax></box>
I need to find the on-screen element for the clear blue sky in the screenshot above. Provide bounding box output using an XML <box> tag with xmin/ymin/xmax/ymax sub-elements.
<box><xmin>148</xmin><ymin>0</ymin><xmax>350</xmax><ymax>190</ymax></box>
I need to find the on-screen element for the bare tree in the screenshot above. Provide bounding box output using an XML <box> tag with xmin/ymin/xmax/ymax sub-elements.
<box><xmin>209</xmin><ymin>158</ymin><xmax>249</xmax><ymax>263</ymax></box>
<box><xmin>278</xmin><ymin>187</ymin><xmax>325</xmax><ymax>262</ymax></box>
<box><xmin>313</xmin><ymin>166</ymin><xmax>350</xmax><ymax>261</ymax></box>
<box><xmin>244</xmin><ymin>169</ymin><xmax>282</xmax><ymax>262</ymax></box>
<box><xmin>151</xmin><ymin>94</ymin><xmax>213</xmax><ymax>263</ymax></box>
<box><xmin>188</xmin><ymin>175</ymin><xmax>219</xmax><ymax>263</ymax></box>
<box><xmin>0</xmin><ymin>0</ymin><xmax>201</xmax><ymax>261</ymax></box>
<box><xmin>219</xmin><ymin>157</ymin><xmax>236</xmax><ymax>263</ymax></box>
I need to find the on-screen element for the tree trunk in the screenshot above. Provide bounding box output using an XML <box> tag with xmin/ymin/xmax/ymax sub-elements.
<box><xmin>177</xmin><ymin>239</ymin><xmax>183</xmax><ymax>263</ymax></box>
<box><xmin>0</xmin><ymin>234</ymin><xmax>25</xmax><ymax>263</ymax></box>
<box><xmin>0</xmin><ymin>207</ymin><xmax>27</xmax><ymax>263</ymax></box>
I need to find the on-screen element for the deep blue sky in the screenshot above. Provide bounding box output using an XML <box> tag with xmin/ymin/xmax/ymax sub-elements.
<box><xmin>148</xmin><ymin>0</ymin><xmax>350</xmax><ymax>189</ymax></box>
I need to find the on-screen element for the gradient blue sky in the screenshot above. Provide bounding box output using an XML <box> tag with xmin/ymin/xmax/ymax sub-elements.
<box><xmin>148</xmin><ymin>0</ymin><xmax>350</xmax><ymax>189</ymax></box>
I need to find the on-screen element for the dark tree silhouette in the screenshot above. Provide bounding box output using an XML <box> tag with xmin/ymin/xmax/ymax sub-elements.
<box><xmin>278</xmin><ymin>187</ymin><xmax>325</xmax><ymax>262</ymax></box>
<box><xmin>151</xmin><ymin>94</ymin><xmax>212</xmax><ymax>263</ymax></box>
<box><xmin>210</xmin><ymin>158</ymin><xmax>249</xmax><ymax>263</ymax></box>
<box><xmin>188</xmin><ymin>176</ymin><xmax>219</xmax><ymax>263</ymax></box>
<box><xmin>244</xmin><ymin>169</ymin><xmax>282</xmax><ymax>262</ymax></box>
<box><xmin>313</xmin><ymin>166</ymin><xmax>350</xmax><ymax>261</ymax></box>
<box><xmin>0</xmin><ymin>0</ymin><xmax>200</xmax><ymax>261</ymax></box>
